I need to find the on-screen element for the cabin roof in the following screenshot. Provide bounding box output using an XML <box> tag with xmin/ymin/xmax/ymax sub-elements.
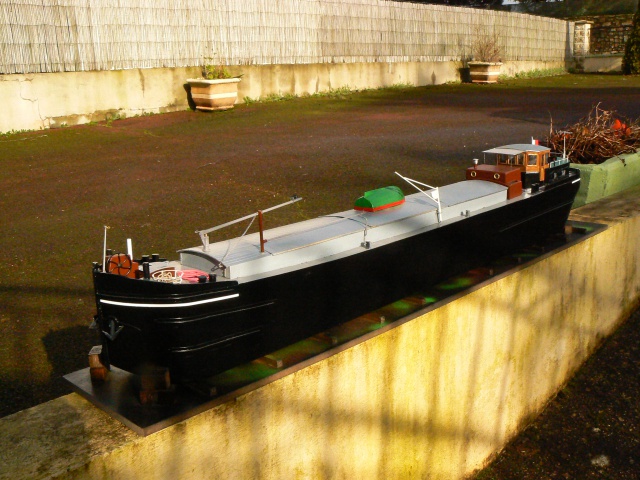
<box><xmin>483</xmin><ymin>144</ymin><xmax>550</xmax><ymax>155</ymax></box>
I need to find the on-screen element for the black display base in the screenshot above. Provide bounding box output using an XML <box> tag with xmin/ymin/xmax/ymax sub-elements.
<box><xmin>64</xmin><ymin>220</ymin><xmax>605</xmax><ymax>436</ymax></box>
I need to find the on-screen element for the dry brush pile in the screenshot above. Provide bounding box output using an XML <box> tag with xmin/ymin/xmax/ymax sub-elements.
<box><xmin>546</xmin><ymin>105</ymin><xmax>640</xmax><ymax>164</ymax></box>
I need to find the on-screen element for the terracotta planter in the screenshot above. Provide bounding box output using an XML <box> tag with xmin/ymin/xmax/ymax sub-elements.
<box><xmin>187</xmin><ymin>78</ymin><xmax>241</xmax><ymax>111</ymax></box>
<box><xmin>467</xmin><ymin>62</ymin><xmax>502</xmax><ymax>84</ymax></box>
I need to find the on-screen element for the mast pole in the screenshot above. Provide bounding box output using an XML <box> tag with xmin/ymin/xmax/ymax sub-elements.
<box><xmin>102</xmin><ymin>226</ymin><xmax>110</xmax><ymax>273</ymax></box>
<box><xmin>258</xmin><ymin>210</ymin><xmax>266</xmax><ymax>253</ymax></box>
<box><xmin>196</xmin><ymin>196</ymin><xmax>302</xmax><ymax>250</ymax></box>
<box><xmin>394</xmin><ymin>172</ymin><xmax>442</xmax><ymax>222</ymax></box>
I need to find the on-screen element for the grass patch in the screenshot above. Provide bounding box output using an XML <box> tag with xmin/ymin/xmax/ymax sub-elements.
<box><xmin>0</xmin><ymin>128</ymin><xmax>37</xmax><ymax>138</ymax></box>
<box><xmin>243</xmin><ymin>83</ymin><xmax>415</xmax><ymax>106</ymax></box>
<box><xmin>498</xmin><ymin>67</ymin><xmax>567</xmax><ymax>81</ymax></box>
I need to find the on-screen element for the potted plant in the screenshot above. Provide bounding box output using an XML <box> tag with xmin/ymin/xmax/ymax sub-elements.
<box><xmin>467</xmin><ymin>31</ymin><xmax>503</xmax><ymax>84</ymax></box>
<box><xmin>187</xmin><ymin>61</ymin><xmax>242</xmax><ymax>111</ymax></box>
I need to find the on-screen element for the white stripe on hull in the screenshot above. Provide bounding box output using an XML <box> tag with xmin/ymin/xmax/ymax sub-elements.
<box><xmin>100</xmin><ymin>293</ymin><xmax>239</xmax><ymax>308</ymax></box>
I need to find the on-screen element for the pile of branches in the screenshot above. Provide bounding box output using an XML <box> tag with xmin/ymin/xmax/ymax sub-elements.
<box><xmin>546</xmin><ymin>105</ymin><xmax>640</xmax><ymax>164</ymax></box>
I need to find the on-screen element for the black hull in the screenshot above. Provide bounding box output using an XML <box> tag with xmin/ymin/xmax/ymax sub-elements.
<box><xmin>94</xmin><ymin>171</ymin><xmax>580</xmax><ymax>381</ymax></box>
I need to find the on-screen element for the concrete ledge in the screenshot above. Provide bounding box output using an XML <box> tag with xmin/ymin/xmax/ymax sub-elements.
<box><xmin>572</xmin><ymin>151</ymin><xmax>640</xmax><ymax>208</ymax></box>
<box><xmin>1</xmin><ymin>60</ymin><xmax>566</xmax><ymax>134</ymax></box>
<box><xmin>582</xmin><ymin>54</ymin><xmax>623</xmax><ymax>73</ymax></box>
<box><xmin>1</xmin><ymin>186</ymin><xmax>638</xmax><ymax>479</ymax></box>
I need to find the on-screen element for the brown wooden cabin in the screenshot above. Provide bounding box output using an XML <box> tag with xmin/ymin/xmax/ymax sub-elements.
<box><xmin>466</xmin><ymin>162</ymin><xmax>523</xmax><ymax>199</ymax></box>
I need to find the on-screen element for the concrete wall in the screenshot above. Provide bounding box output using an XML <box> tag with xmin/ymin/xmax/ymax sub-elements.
<box><xmin>1</xmin><ymin>185</ymin><xmax>638</xmax><ymax>480</ymax></box>
<box><xmin>581</xmin><ymin>54</ymin><xmax>624</xmax><ymax>72</ymax></box>
<box><xmin>1</xmin><ymin>60</ymin><xmax>566</xmax><ymax>134</ymax></box>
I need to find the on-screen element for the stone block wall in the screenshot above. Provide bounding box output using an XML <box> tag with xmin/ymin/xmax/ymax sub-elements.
<box><xmin>586</xmin><ymin>14</ymin><xmax>634</xmax><ymax>54</ymax></box>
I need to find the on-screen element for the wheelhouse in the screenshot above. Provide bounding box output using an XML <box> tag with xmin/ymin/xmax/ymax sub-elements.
<box><xmin>482</xmin><ymin>144</ymin><xmax>570</xmax><ymax>189</ymax></box>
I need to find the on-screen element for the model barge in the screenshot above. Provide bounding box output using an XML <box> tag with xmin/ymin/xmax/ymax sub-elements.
<box><xmin>93</xmin><ymin>143</ymin><xmax>580</xmax><ymax>383</ymax></box>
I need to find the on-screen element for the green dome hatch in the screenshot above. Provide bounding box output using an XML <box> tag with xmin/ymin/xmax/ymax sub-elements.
<box><xmin>354</xmin><ymin>186</ymin><xmax>405</xmax><ymax>212</ymax></box>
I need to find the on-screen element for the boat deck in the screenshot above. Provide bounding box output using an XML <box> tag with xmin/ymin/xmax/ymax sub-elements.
<box><xmin>179</xmin><ymin>180</ymin><xmax>509</xmax><ymax>280</ymax></box>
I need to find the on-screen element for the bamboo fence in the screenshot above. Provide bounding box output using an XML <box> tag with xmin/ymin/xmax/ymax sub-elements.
<box><xmin>0</xmin><ymin>0</ymin><xmax>573</xmax><ymax>74</ymax></box>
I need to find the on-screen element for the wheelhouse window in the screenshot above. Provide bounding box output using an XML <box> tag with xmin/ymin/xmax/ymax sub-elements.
<box><xmin>496</xmin><ymin>153</ymin><xmax>524</xmax><ymax>165</ymax></box>
<box><xmin>527</xmin><ymin>154</ymin><xmax>538</xmax><ymax>166</ymax></box>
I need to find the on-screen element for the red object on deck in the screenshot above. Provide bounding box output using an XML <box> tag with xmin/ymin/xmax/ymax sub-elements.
<box><xmin>354</xmin><ymin>199</ymin><xmax>405</xmax><ymax>212</ymax></box>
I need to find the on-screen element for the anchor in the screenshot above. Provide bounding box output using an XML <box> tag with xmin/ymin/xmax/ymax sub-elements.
<box><xmin>102</xmin><ymin>316</ymin><xmax>124</xmax><ymax>341</ymax></box>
